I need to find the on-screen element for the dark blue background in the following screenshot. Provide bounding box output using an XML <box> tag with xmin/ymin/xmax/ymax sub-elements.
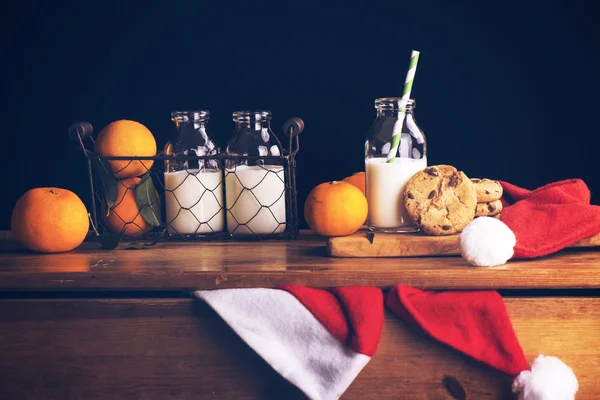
<box><xmin>2</xmin><ymin>1</ymin><xmax>598</xmax><ymax>230</ymax></box>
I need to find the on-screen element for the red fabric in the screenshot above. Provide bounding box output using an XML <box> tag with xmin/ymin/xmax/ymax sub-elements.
<box><xmin>386</xmin><ymin>284</ymin><xmax>529</xmax><ymax>376</ymax></box>
<box><xmin>498</xmin><ymin>179</ymin><xmax>600</xmax><ymax>258</ymax></box>
<box><xmin>331</xmin><ymin>287</ymin><xmax>383</xmax><ymax>357</ymax></box>
<box><xmin>278</xmin><ymin>285</ymin><xmax>349</xmax><ymax>344</ymax></box>
<box><xmin>280</xmin><ymin>284</ymin><xmax>383</xmax><ymax>357</ymax></box>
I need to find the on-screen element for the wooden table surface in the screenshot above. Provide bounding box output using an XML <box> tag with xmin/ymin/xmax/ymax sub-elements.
<box><xmin>1</xmin><ymin>229</ymin><xmax>600</xmax><ymax>292</ymax></box>
<box><xmin>1</xmin><ymin>230</ymin><xmax>600</xmax><ymax>291</ymax></box>
<box><xmin>1</xmin><ymin>230</ymin><xmax>600</xmax><ymax>399</ymax></box>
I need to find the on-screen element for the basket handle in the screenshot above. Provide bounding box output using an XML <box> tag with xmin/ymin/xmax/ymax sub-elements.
<box><xmin>282</xmin><ymin>117</ymin><xmax>304</xmax><ymax>155</ymax></box>
<box><xmin>68</xmin><ymin>122</ymin><xmax>94</xmax><ymax>154</ymax></box>
<box><xmin>283</xmin><ymin>117</ymin><xmax>304</xmax><ymax>137</ymax></box>
<box><xmin>68</xmin><ymin>122</ymin><xmax>94</xmax><ymax>141</ymax></box>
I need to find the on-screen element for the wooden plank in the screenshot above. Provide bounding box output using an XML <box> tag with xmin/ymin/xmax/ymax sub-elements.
<box><xmin>0</xmin><ymin>299</ymin><xmax>304</xmax><ymax>400</ymax></box>
<box><xmin>327</xmin><ymin>229</ymin><xmax>600</xmax><ymax>257</ymax></box>
<box><xmin>0</xmin><ymin>298</ymin><xmax>597</xmax><ymax>399</ymax></box>
<box><xmin>0</xmin><ymin>231</ymin><xmax>600</xmax><ymax>291</ymax></box>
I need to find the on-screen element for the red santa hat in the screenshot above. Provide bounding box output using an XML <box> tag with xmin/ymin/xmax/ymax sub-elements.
<box><xmin>460</xmin><ymin>179</ymin><xmax>600</xmax><ymax>267</ymax></box>
<box><xmin>194</xmin><ymin>285</ymin><xmax>383</xmax><ymax>400</ymax></box>
<box><xmin>387</xmin><ymin>284</ymin><xmax>579</xmax><ymax>400</ymax></box>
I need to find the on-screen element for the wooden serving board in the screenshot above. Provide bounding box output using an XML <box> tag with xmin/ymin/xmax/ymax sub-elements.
<box><xmin>326</xmin><ymin>229</ymin><xmax>600</xmax><ymax>258</ymax></box>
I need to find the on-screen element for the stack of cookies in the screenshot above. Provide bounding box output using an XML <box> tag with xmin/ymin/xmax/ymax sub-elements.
<box><xmin>403</xmin><ymin>165</ymin><xmax>505</xmax><ymax>236</ymax></box>
<box><xmin>471</xmin><ymin>178</ymin><xmax>503</xmax><ymax>219</ymax></box>
<box><xmin>404</xmin><ymin>165</ymin><xmax>477</xmax><ymax>236</ymax></box>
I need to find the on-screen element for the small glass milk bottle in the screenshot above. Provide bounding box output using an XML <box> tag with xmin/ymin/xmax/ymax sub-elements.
<box><xmin>225</xmin><ymin>110</ymin><xmax>286</xmax><ymax>236</ymax></box>
<box><xmin>365</xmin><ymin>98</ymin><xmax>427</xmax><ymax>233</ymax></box>
<box><xmin>164</xmin><ymin>110</ymin><xmax>225</xmax><ymax>237</ymax></box>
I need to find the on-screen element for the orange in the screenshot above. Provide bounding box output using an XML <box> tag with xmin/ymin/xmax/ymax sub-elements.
<box><xmin>342</xmin><ymin>172</ymin><xmax>366</xmax><ymax>196</ymax></box>
<box><xmin>104</xmin><ymin>177</ymin><xmax>153</xmax><ymax>237</ymax></box>
<box><xmin>11</xmin><ymin>188</ymin><xmax>90</xmax><ymax>253</ymax></box>
<box><xmin>94</xmin><ymin>120</ymin><xmax>156</xmax><ymax>178</ymax></box>
<box><xmin>342</xmin><ymin>171</ymin><xmax>367</xmax><ymax>225</ymax></box>
<box><xmin>304</xmin><ymin>181</ymin><xmax>368</xmax><ymax>237</ymax></box>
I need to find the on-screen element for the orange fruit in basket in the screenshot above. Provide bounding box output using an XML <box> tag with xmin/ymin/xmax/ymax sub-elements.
<box><xmin>342</xmin><ymin>172</ymin><xmax>366</xmax><ymax>196</ymax></box>
<box><xmin>104</xmin><ymin>177</ymin><xmax>153</xmax><ymax>237</ymax></box>
<box><xmin>11</xmin><ymin>188</ymin><xmax>90</xmax><ymax>253</ymax></box>
<box><xmin>94</xmin><ymin>120</ymin><xmax>156</xmax><ymax>178</ymax></box>
<box><xmin>304</xmin><ymin>181</ymin><xmax>368</xmax><ymax>237</ymax></box>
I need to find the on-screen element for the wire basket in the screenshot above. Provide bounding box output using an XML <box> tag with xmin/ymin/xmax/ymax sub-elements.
<box><xmin>68</xmin><ymin>118</ymin><xmax>304</xmax><ymax>242</ymax></box>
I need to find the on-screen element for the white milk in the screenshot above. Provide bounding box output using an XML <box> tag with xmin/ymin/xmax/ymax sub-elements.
<box><xmin>365</xmin><ymin>157</ymin><xmax>428</xmax><ymax>231</ymax></box>
<box><xmin>225</xmin><ymin>165</ymin><xmax>286</xmax><ymax>235</ymax></box>
<box><xmin>164</xmin><ymin>169</ymin><xmax>225</xmax><ymax>235</ymax></box>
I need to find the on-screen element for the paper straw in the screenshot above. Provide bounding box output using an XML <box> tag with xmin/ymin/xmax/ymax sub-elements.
<box><xmin>386</xmin><ymin>50</ymin><xmax>420</xmax><ymax>163</ymax></box>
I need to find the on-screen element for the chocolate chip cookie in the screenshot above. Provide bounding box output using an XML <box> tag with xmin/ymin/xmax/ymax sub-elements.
<box><xmin>471</xmin><ymin>178</ymin><xmax>503</xmax><ymax>202</ymax></box>
<box><xmin>475</xmin><ymin>199</ymin><xmax>503</xmax><ymax>217</ymax></box>
<box><xmin>404</xmin><ymin>165</ymin><xmax>477</xmax><ymax>235</ymax></box>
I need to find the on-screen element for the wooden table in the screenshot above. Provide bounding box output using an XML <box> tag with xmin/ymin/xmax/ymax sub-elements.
<box><xmin>1</xmin><ymin>231</ymin><xmax>599</xmax><ymax>399</ymax></box>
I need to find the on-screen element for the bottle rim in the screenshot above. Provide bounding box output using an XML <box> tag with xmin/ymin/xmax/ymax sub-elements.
<box><xmin>232</xmin><ymin>110</ymin><xmax>272</xmax><ymax>121</ymax></box>
<box><xmin>374</xmin><ymin>98</ymin><xmax>416</xmax><ymax>109</ymax></box>
<box><xmin>171</xmin><ymin>110</ymin><xmax>210</xmax><ymax>121</ymax></box>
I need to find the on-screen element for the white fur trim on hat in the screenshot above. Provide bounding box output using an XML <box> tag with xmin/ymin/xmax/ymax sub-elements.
<box><xmin>194</xmin><ymin>288</ymin><xmax>370</xmax><ymax>400</ymax></box>
<box><xmin>459</xmin><ymin>217</ymin><xmax>516</xmax><ymax>267</ymax></box>
<box><xmin>512</xmin><ymin>355</ymin><xmax>578</xmax><ymax>400</ymax></box>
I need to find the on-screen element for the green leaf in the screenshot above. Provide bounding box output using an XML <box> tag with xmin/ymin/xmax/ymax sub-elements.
<box><xmin>93</xmin><ymin>159</ymin><xmax>118</xmax><ymax>214</ymax></box>
<box><xmin>99</xmin><ymin>231</ymin><xmax>123</xmax><ymax>250</ymax></box>
<box><xmin>98</xmin><ymin>231</ymin><xmax>160</xmax><ymax>251</ymax></box>
<box><xmin>135</xmin><ymin>173</ymin><xmax>162</xmax><ymax>227</ymax></box>
<box><xmin>144</xmin><ymin>228</ymin><xmax>167</xmax><ymax>246</ymax></box>
<box><xmin>116</xmin><ymin>242</ymin><xmax>147</xmax><ymax>250</ymax></box>
<box><xmin>115</xmin><ymin>234</ymin><xmax>163</xmax><ymax>250</ymax></box>
<box><xmin>366</xmin><ymin>231</ymin><xmax>375</xmax><ymax>244</ymax></box>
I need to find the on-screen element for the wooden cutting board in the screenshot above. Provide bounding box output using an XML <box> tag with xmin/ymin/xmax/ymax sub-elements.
<box><xmin>326</xmin><ymin>229</ymin><xmax>600</xmax><ymax>258</ymax></box>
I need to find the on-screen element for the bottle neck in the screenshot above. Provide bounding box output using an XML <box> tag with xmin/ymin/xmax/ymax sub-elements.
<box><xmin>173</xmin><ymin>118</ymin><xmax>208</xmax><ymax>128</ymax></box>
<box><xmin>234</xmin><ymin>118</ymin><xmax>271</xmax><ymax>131</ymax></box>
<box><xmin>233</xmin><ymin>110</ymin><xmax>272</xmax><ymax>131</ymax></box>
<box><xmin>170</xmin><ymin>115</ymin><xmax>215</xmax><ymax>155</ymax></box>
<box><xmin>377</xmin><ymin>108</ymin><xmax>414</xmax><ymax>117</ymax></box>
<box><xmin>171</xmin><ymin>111</ymin><xmax>210</xmax><ymax>129</ymax></box>
<box><xmin>175</xmin><ymin>121</ymin><xmax>208</xmax><ymax>131</ymax></box>
<box><xmin>374</xmin><ymin>98</ymin><xmax>415</xmax><ymax>118</ymax></box>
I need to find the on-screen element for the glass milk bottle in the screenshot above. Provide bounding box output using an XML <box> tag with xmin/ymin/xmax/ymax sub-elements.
<box><xmin>225</xmin><ymin>110</ymin><xmax>286</xmax><ymax>236</ymax></box>
<box><xmin>164</xmin><ymin>110</ymin><xmax>225</xmax><ymax>237</ymax></box>
<box><xmin>365</xmin><ymin>98</ymin><xmax>427</xmax><ymax>233</ymax></box>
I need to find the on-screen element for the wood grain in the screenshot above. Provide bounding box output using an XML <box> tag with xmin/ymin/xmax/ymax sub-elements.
<box><xmin>1</xmin><ymin>231</ymin><xmax>600</xmax><ymax>290</ymax></box>
<box><xmin>327</xmin><ymin>229</ymin><xmax>600</xmax><ymax>257</ymax></box>
<box><xmin>0</xmin><ymin>297</ymin><xmax>598</xmax><ymax>399</ymax></box>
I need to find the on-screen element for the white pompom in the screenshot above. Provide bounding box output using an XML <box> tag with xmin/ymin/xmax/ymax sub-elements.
<box><xmin>459</xmin><ymin>216</ymin><xmax>516</xmax><ymax>267</ymax></box>
<box><xmin>512</xmin><ymin>355</ymin><xmax>578</xmax><ymax>400</ymax></box>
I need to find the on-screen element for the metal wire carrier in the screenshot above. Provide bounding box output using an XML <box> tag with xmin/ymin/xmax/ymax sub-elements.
<box><xmin>68</xmin><ymin>118</ymin><xmax>304</xmax><ymax>241</ymax></box>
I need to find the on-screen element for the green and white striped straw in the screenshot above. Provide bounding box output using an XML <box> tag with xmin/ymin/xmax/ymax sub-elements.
<box><xmin>386</xmin><ymin>50</ymin><xmax>420</xmax><ymax>163</ymax></box>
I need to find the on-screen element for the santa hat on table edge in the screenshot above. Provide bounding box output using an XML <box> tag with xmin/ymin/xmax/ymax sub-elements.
<box><xmin>194</xmin><ymin>285</ymin><xmax>384</xmax><ymax>400</ymax></box>
<box><xmin>387</xmin><ymin>284</ymin><xmax>578</xmax><ymax>400</ymax></box>
<box><xmin>194</xmin><ymin>284</ymin><xmax>578</xmax><ymax>400</ymax></box>
<box><xmin>460</xmin><ymin>178</ymin><xmax>600</xmax><ymax>267</ymax></box>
